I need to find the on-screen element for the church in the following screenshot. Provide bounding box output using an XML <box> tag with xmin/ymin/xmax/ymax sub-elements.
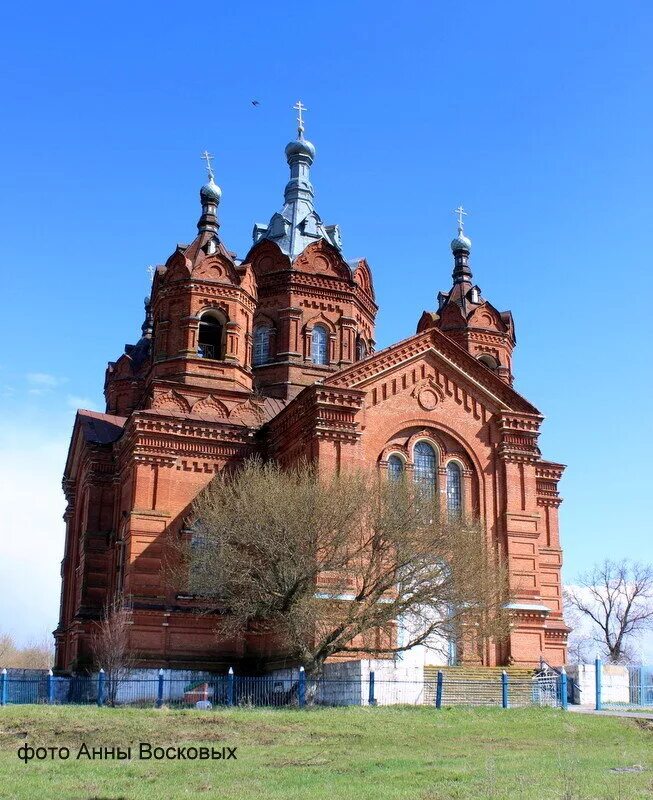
<box><xmin>54</xmin><ymin>105</ymin><xmax>568</xmax><ymax>674</ymax></box>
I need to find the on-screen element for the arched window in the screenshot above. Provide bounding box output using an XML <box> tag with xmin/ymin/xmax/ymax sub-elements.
<box><xmin>446</xmin><ymin>462</ymin><xmax>462</xmax><ymax>515</ymax></box>
<box><xmin>477</xmin><ymin>354</ymin><xmax>498</xmax><ymax>372</ymax></box>
<box><xmin>387</xmin><ymin>454</ymin><xmax>405</xmax><ymax>481</ymax></box>
<box><xmin>414</xmin><ymin>441</ymin><xmax>437</xmax><ymax>496</ymax></box>
<box><xmin>253</xmin><ymin>325</ymin><xmax>271</xmax><ymax>366</ymax></box>
<box><xmin>356</xmin><ymin>336</ymin><xmax>367</xmax><ymax>362</ymax></box>
<box><xmin>198</xmin><ymin>313</ymin><xmax>224</xmax><ymax>360</ymax></box>
<box><xmin>311</xmin><ymin>325</ymin><xmax>329</xmax><ymax>365</ymax></box>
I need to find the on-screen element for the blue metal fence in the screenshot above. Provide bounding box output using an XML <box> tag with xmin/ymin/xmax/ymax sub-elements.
<box><xmin>0</xmin><ymin>667</ymin><xmax>563</xmax><ymax>710</ymax></box>
<box><xmin>595</xmin><ymin>658</ymin><xmax>653</xmax><ymax>711</ymax></box>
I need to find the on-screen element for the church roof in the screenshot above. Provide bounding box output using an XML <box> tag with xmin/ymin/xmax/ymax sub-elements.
<box><xmin>77</xmin><ymin>410</ymin><xmax>126</xmax><ymax>444</ymax></box>
<box><xmin>253</xmin><ymin>105</ymin><xmax>343</xmax><ymax>261</ymax></box>
<box><xmin>323</xmin><ymin>327</ymin><xmax>540</xmax><ymax>416</ymax></box>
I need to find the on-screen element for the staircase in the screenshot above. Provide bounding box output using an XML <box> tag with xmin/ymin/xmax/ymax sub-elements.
<box><xmin>424</xmin><ymin>665</ymin><xmax>538</xmax><ymax>706</ymax></box>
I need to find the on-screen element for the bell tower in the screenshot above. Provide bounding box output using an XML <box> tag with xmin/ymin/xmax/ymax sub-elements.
<box><xmin>241</xmin><ymin>103</ymin><xmax>378</xmax><ymax>400</ymax></box>
<box><xmin>418</xmin><ymin>208</ymin><xmax>515</xmax><ymax>385</ymax></box>
<box><xmin>104</xmin><ymin>155</ymin><xmax>259</xmax><ymax>416</ymax></box>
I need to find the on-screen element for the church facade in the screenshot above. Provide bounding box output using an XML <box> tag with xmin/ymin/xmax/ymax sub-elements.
<box><xmin>54</xmin><ymin>112</ymin><xmax>567</xmax><ymax>674</ymax></box>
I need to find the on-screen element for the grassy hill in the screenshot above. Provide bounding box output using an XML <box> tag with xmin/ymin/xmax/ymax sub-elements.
<box><xmin>0</xmin><ymin>705</ymin><xmax>651</xmax><ymax>799</ymax></box>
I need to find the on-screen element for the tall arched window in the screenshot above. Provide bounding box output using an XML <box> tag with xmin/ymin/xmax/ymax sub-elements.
<box><xmin>414</xmin><ymin>441</ymin><xmax>437</xmax><ymax>496</ymax></box>
<box><xmin>198</xmin><ymin>313</ymin><xmax>224</xmax><ymax>360</ymax></box>
<box><xmin>387</xmin><ymin>454</ymin><xmax>405</xmax><ymax>481</ymax></box>
<box><xmin>253</xmin><ymin>325</ymin><xmax>271</xmax><ymax>366</ymax></box>
<box><xmin>356</xmin><ymin>336</ymin><xmax>367</xmax><ymax>362</ymax></box>
<box><xmin>311</xmin><ymin>325</ymin><xmax>329</xmax><ymax>365</ymax></box>
<box><xmin>446</xmin><ymin>462</ymin><xmax>462</xmax><ymax>515</ymax></box>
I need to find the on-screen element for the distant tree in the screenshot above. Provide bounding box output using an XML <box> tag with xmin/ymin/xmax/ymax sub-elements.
<box><xmin>565</xmin><ymin>560</ymin><xmax>653</xmax><ymax>664</ymax></box>
<box><xmin>170</xmin><ymin>459</ymin><xmax>510</xmax><ymax>679</ymax></box>
<box><xmin>19</xmin><ymin>635</ymin><xmax>54</xmax><ymax>669</ymax></box>
<box><xmin>91</xmin><ymin>596</ymin><xmax>137</xmax><ymax>705</ymax></box>
<box><xmin>0</xmin><ymin>632</ymin><xmax>53</xmax><ymax>669</ymax></box>
<box><xmin>0</xmin><ymin>633</ymin><xmax>16</xmax><ymax>667</ymax></box>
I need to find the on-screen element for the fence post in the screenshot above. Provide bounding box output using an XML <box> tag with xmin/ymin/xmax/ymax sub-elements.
<box><xmin>156</xmin><ymin>668</ymin><xmax>164</xmax><ymax>709</ymax></box>
<box><xmin>368</xmin><ymin>670</ymin><xmax>376</xmax><ymax>706</ymax></box>
<box><xmin>227</xmin><ymin>667</ymin><xmax>234</xmax><ymax>707</ymax></box>
<box><xmin>435</xmin><ymin>670</ymin><xmax>443</xmax><ymax>709</ymax></box>
<box><xmin>0</xmin><ymin>669</ymin><xmax>7</xmax><ymax>707</ymax></box>
<box><xmin>47</xmin><ymin>669</ymin><xmax>55</xmax><ymax>705</ymax></box>
<box><xmin>639</xmin><ymin>666</ymin><xmax>645</xmax><ymax>707</ymax></box>
<box><xmin>298</xmin><ymin>667</ymin><xmax>306</xmax><ymax>708</ymax></box>
<box><xmin>97</xmin><ymin>669</ymin><xmax>105</xmax><ymax>707</ymax></box>
<box><xmin>595</xmin><ymin>657</ymin><xmax>602</xmax><ymax>711</ymax></box>
<box><xmin>560</xmin><ymin>667</ymin><xmax>568</xmax><ymax>711</ymax></box>
<box><xmin>501</xmin><ymin>670</ymin><xmax>509</xmax><ymax>709</ymax></box>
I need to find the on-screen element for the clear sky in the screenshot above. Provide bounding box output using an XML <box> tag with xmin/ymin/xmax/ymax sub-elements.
<box><xmin>0</xmin><ymin>1</ymin><xmax>651</xmax><ymax>654</ymax></box>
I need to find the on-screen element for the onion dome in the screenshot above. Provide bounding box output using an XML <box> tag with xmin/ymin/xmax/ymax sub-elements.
<box><xmin>451</xmin><ymin>205</ymin><xmax>471</xmax><ymax>252</ymax></box>
<box><xmin>451</xmin><ymin>230</ymin><xmax>472</xmax><ymax>253</ymax></box>
<box><xmin>200</xmin><ymin>175</ymin><xmax>222</xmax><ymax>205</ymax></box>
<box><xmin>285</xmin><ymin>133</ymin><xmax>316</xmax><ymax>162</ymax></box>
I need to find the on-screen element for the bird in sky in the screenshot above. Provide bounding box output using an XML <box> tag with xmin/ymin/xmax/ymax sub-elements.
<box><xmin>251</xmin><ymin>100</ymin><xmax>260</xmax><ymax>107</ymax></box>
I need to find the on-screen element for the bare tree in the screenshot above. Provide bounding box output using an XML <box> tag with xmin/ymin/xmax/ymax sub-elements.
<box><xmin>91</xmin><ymin>596</ymin><xmax>137</xmax><ymax>705</ymax></box>
<box><xmin>19</xmin><ymin>635</ymin><xmax>54</xmax><ymax>669</ymax></box>
<box><xmin>0</xmin><ymin>633</ymin><xmax>16</xmax><ymax>667</ymax></box>
<box><xmin>169</xmin><ymin>459</ymin><xmax>510</xmax><ymax>678</ymax></box>
<box><xmin>0</xmin><ymin>633</ymin><xmax>53</xmax><ymax>669</ymax></box>
<box><xmin>565</xmin><ymin>560</ymin><xmax>653</xmax><ymax>664</ymax></box>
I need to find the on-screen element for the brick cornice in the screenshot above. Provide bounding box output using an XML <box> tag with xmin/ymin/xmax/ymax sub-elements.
<box><xmin>324</xmin><ymin>328</ymin><xmax>540</xmax><ymax>416</ymax></box>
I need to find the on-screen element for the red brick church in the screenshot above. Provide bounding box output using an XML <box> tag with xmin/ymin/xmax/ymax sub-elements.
<box><xmin>54</xmin><ymin>108</ymin><xmax>568</xmax><ymax>674</ymax></box>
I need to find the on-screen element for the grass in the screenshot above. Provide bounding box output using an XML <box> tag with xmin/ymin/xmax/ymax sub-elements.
<box><xmin>0</xmin><ymin>705</ymin><xmax>651</xmax><ymax>799</ymax></box>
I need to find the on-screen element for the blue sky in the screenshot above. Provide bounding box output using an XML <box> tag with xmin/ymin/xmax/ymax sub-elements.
<box><xmin>0</xmin><ymin>1</ymin><xmax>651</xmax><ymax>653</ymax></box>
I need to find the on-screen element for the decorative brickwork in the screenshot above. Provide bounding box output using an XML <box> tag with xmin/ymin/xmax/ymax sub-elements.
<box><xmin>55</xmin><ymin>147</ymin><xmax>567</xmax><ymax>674</ymax></box>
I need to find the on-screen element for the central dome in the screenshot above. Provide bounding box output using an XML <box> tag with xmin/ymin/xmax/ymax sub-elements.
<box><xmin>285</xmin><ymin>135</ymin><xmax>316</xmax><ymax>160</ymax></box>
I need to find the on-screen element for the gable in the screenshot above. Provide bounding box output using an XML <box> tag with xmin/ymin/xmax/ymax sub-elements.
<box><xmin>324</xmin><ymin>328</ymin><xmax>540</xmax><ymax>416</ymax></box>
<box><xmin>291</xmin><ymin>239</ymin><xmax>352</xmax><ymax>281</ymax></box>
<box><xmin>64</xmin><ymin>410</ymin><xmax>126</xmax><ymax>480</ymax></box>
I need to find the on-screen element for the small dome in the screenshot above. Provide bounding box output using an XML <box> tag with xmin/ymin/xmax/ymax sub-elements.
<box><xmin>200</xmin><ymin>177</ymin><xmax>222</xmax><ymax>205</ymax></box>
<box><xmin>451</xmin><ymin>232</ymin><xmax>472</xmax><ymax>253</ymax></box>
<box><xmin>285</xmin><ymin>135</ymin><xmax>316</xmax><ymax>161</ymax></box>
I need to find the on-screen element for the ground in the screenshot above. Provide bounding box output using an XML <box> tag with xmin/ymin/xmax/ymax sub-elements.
<box><xmin>0</xmin><ymin>706</ymin><xmax>651</xmax><ymax>799</ymax></box>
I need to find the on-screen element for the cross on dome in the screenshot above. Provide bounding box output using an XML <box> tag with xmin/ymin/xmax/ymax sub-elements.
<box><xmin>201</xmin><ymin>150</ymin><xmax>215</xmax><ymax>181</ymax></box>
<box><xmin>293</xmin><ymin>100</ymin><xmax>308</xmax><ymax>134</ymax></box>
<box><xmin>454</xmin><ymin>205</ymin><xmax>467</xmax><ymax>233</ymax></box>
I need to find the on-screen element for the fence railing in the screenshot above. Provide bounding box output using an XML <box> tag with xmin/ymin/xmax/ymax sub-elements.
<box><xmin>594</xmin><ymin>658</ymin><xmax>653</xmax><ymax>711</ymax></box>
<box><xmin>0</xmin><ymin>667</ymin><xmax>564</xmax><ymax>710</ymax></box>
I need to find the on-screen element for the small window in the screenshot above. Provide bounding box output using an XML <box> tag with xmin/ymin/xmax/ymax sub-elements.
<box><xmin>387</xmin><ymin>454</ymin><xmax>405</xmax><ymax>481</ymax></box>
<box><xmin>477</xmin><ymin>354</ymin><xmax>498</xmax><ymax>371</ymax></box>
<box><xmin>253</xmin><ymin>325</ymin><xmax>271</xmax><ymax>366</ymax></box>
<box><xmin>311</xmin><ymin>325</ymin><xmax>329</xmax><ymax>365</ymax></box>
<box><xmin>356</xmin><ymin>337</ymin><xmax>367</xmax><ymax>361</ymax></box>
<box><xmin>446</xmin><ymin>462</ymin><xmax>462</xmax><ymax>514</ymax></box>
<box><xmin>198</xmin><ymin>314</ymin><xmax>224</xmax><ymax>360</ymax></box>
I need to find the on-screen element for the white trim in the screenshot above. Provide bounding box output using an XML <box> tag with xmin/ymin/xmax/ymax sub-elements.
<box><xmin>412</xmin><ymin>437</ymin><xmax>440</xmax><ymax>463</ymax></box>
<box><xmin>504</xmin><ymin>602</ymin><xmax>551</xmax><ymax>614</ymax></box>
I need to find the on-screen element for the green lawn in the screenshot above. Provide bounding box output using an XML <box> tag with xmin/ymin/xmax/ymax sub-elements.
<box><xmin>0</xmin><ymin>705</ymin><xmax>651</xmax><ymax>799</ymax></box>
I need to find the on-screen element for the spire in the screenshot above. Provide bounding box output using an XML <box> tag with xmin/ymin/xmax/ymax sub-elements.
<box><xmin>141</xmin><ymin>296</ymin><xmax>153</xmax><ymax>339</ymax></box>
<box><xmin>253</xmin><ymin>101</ymin><xmax>342</xmax><ymax>259</ymax></box>
<box><xmin>450</xmin><ymin>205</ymin><xmax>473</xmax><ymax>285</ymax></box>
<box><xmin>198</xmin><ymin>150</ymin><xmax>221</xmax><ymax>235</ymax></box>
